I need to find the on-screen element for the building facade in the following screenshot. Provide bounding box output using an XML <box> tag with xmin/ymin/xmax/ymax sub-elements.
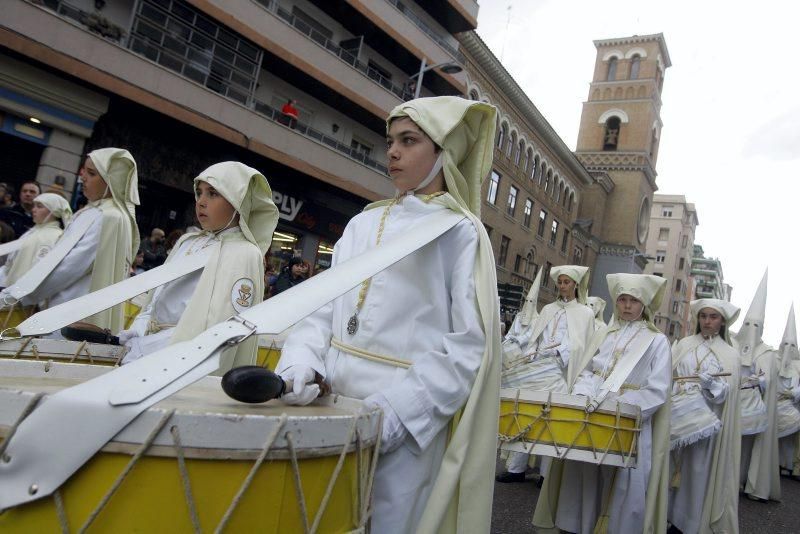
<box><xmin>459</xmin><ymin>31</ymin><xmax>593</xmax><ymax>314</ymax></box>
<box><xmin>574</xmin><ymin>33</ymin><xmax>672</xmax><ymax>320</ymax></box>
<box><xmin>1</xmin><ymin>0</ymin><xmax>475</xmax><ymax>270</ymax></box>
<box><xmin>691</xmin><ymin>244</ymin><xmax>731</xmax><ymax>301</ymax></box>
<box><xmin>643</xmin><ymin>194</ymin><xmax>698</xmax><ymax>341</ymax></box>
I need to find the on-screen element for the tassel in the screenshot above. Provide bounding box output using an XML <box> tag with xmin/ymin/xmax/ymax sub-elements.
<box><xmin>670</xmin><ymin>467</ymin><xmax>681</xmax><ymax>489</ymax></box>
<box><xmin>593</xmin><ymin>515</ymin><xmax>609</xmax><ymax>534</ymax></box>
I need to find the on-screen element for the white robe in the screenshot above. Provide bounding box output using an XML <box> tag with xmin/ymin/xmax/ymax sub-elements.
<box><xmin>668</xmin><ymin>342</ymin><xmax>729</xmax><ymax>534</ymax></box>
<box><xmin>776</xmin><ymin>375</ymin><xmax>800</xmax><ymax>468</ymax></box>
<box><xmin>19</xmin><ymin>206</ymin><xmax>103</xmax><ymax>308</ymax></box>
<box><xmin>123</xmin><ymin>229</ymin><xmax>240</xmax><ymax>363</ymax></box>
<box><xmin>555</xmin><ymin>322</ymin><xmax>671</xmax><ymax>534</ymax></box>
<box><xmin>275</xmin><ymin>196</ymin><xmax>485</xmax><ymax>533</ymax></box>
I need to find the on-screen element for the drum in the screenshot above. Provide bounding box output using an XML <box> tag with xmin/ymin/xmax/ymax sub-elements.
<box><xmin>257</xmin><ymin>333</ymin><xmax>285</xmax><ymax>371</ymax></box>
<box><xmin>669</xmin><ymin>389</ymin><xmax>721</xmax><ymax>450</ymax></box>
<box><xmin>777</xmin><ymin>396</ymin><xmax>800</xmax><ymax>438</ymax></box>
<box><xmin>0</xmin><ymin>305</ymin><xmax>35</xmax><ymax>330</ymax></box>
<box><xmin>0</xmin><ymin>338</ymin><xmax>126</xmax><ymax>366</ymax></box>
<box><xmin>0</xmin><ymin>359</ymin><xmax>380</xmax><ymax>533</ymax></box>
<box><xmin>123</xmin><ymin>300</ymin><xmax>141</xmax><ymax>330</ymax></box>
<box><xmin>498</xmin><ymin>388</ymin><xmax>641</xmax><ymax>468</ymax></box>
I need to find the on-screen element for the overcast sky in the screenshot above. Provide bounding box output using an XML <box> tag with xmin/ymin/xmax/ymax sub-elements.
<box><xmin>476</xmin><ymin>0</ymin><xmax>799</xmax><ymax>346</ymax></box>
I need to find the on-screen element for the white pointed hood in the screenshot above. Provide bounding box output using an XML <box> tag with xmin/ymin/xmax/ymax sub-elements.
<box><xmin>518</xmin><ymin>267</ymin><xmax>543</xmax><ymax>327</ymax></box>
<box><xmin>779</xmin><ymin>305</ymin><xmax>799</xmax><ymax>379</ymax></box>
<box><xmin>734</xmin><ymin>268</ymin><xmax>768</xmax><ymax>363</ymax></box>
<box><xmin>587</xmin><ymin>296</ymin><xmax>607</xmax><ymax>320</ymax></box>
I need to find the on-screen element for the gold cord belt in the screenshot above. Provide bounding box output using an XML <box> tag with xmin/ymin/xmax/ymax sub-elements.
<box><xmin>331</xmin><ymin>338</ymin><xmax>412</xmax><ymax>369</ymax></box>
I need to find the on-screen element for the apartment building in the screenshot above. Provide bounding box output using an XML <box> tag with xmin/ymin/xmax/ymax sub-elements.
<box><xmin>1</xmin><ymin>0</ymin><xmax>475</xmax><ymax>270</ymax></box>
<box><xmin>643</xmin><ymin>194</ymin><xmax>698</xmax><ymax>341</ymax></box>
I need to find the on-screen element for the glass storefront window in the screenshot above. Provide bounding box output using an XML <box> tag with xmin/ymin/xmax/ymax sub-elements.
<box><xmin>315</xmin><ymin>240</ymin><xmax>334</xmax><ymax>273</ymax></box>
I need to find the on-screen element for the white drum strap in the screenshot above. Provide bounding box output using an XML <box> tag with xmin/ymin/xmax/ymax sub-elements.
<box><xmin>4</xmin><ymin>209</ymin><xmax>101</xmax><ymax>301</ymax></box>
<box><xmin>13</xmin><ymin>245</ymin><xmax>216</xmax><ymax>337</ymax></box>
<box><xmin>591</xmin><ymin>330</ymin><xmax>657</xmax><ymax>410</ymax></box>
<box><xmin>0</xmin><ymin>209</ymin><xmax>465</xmax><ymax>510</ymax></box>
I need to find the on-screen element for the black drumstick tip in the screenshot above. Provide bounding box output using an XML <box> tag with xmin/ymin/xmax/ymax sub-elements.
<box><xmin>221</xmin><ymin>366</ymin><xmax>286</xmax><ymax>403</ymax></box>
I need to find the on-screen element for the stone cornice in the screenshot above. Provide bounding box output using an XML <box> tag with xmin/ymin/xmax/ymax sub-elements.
<box><xmin>593</xmin><ymin>33</ymin><xmax>671</xmax><ymax>68</ymax></box>
<box><xmin>459</xmin><ymin>31</ymin><xmax>593</xmax><ymax>187</ymax></box>
<box><xmin>576</xmin><ymin>151</ymin><xmax>657</xmax><ymax>190</ymax></box>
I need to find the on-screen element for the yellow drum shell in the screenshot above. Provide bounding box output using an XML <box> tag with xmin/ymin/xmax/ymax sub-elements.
<box><xmin>257</xmin><ymin>333</ymin><xmax>285</xmax><ymax>371</ymax></box>
<box><xmin>0</xmin><ymin>305</ymin><xmax>34</xmax><ymax>330</ymax></box>
<box><xmin>498</xmin><ymin>388</ymin><xmax>641</xmax><ymax>468</ymax></box>
<box><xmin>0</xmin><ymin>360</ymin><xmax>380</xmax><ymax>533</ymax></box>
<box><xmin>123</xmin><ymin>301</ymin><xmax>141</xmax><ymax>330</ymax></box>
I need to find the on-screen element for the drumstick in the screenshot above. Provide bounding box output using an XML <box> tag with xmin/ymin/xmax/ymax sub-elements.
<box><xmin>673</xmin><ymin>372</ymin><xmax>732</xmax><ymax>381</ymax></box>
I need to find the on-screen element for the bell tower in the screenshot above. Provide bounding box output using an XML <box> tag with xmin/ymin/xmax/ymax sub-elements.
<box><xmin>574</xmin><ymin>33</ymin><xmax>671</xmax><ymax>315</ymax></box>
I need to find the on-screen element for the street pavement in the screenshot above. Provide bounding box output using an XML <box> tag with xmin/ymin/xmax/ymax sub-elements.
<box><xmin>491</xmin><ymin>460</ymin><xmax>800</xmax><ymax>533</ymax></box>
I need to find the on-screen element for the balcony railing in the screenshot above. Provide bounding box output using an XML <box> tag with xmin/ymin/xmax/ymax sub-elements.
<box><xmin>383</xmin><ymin>0</ymin><xmax>464</xmax><ymax>62</ymax></box>
<box><xmin>35</xmin><ymin>0</ymin><xmax>390</xmax><ymax>176</ymax></box>
<box><xmin>252</xmin><ymin>0</ymin><xmax>413</xmax><ymax>100</ymax></box>
<box><xmin>252</xmin><ymin>100</ymin><xmax>389</xmax><ymax>175</ymax></box>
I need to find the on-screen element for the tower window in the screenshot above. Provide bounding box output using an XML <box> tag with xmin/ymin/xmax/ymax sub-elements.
<box><xmin>603</xmin><ymin>117</ymin><xmax>621</xmax><ymax>151</ymax></box>
<box><xmin>630</xmin><ymin>54</ymin><xmax>641</xmax><ymax>79</ymax></box>
<box><xmin>607</xmin><ymin>57</ymin><xmax>618</xmax><ymax>81</ymax></box>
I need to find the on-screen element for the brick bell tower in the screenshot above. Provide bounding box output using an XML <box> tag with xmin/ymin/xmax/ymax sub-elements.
<box><xmin>574</xmin><ymin>33</ymin><xmax>671</xmax><ymax>318</ymax></box>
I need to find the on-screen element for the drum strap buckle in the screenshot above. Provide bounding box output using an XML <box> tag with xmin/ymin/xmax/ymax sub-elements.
<box><xmin>225</xmin><ymin>315</ymin><xmax>258</xmax><ymax>345</ymax></box>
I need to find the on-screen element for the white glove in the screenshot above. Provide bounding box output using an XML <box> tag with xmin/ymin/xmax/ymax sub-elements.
<box><xmin>535</xmin><ymin>346</ymin><xmax>559</xmax><ymax>360</ymax></box>
<box><xmin>117</xmin><ymin>329</ymin><xmax>139</xmax><ymax>345</ymax></box>
<box><xmin>363</xmin><ymin>393</ymin><xmax>408</xmax><ymax>454</ymax></box>
<box><xmin>280</xmin><ymin>365</ymin><xmax>320</xmax><ymax>406</ymax></box>
<box><xmin>698</xmin><ymin>372</ymin><xmax>714</xmax><ymax>389</ymax></box>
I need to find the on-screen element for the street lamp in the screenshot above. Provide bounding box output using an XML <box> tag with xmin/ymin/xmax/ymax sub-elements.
<box><xmin>409</xmin><ymin>58</ymin><xmax>463</xmax><ymax>99</ymax></box>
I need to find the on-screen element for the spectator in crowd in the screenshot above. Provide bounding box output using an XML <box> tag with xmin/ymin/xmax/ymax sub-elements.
<box><xmin>0</xmin><ymin>183</ymin><xmax>12</xmax><ymax>208</ymax></box>
<box><xmin>281</xmin><ymin>99</ymin><xmax>300</xmax><ymax>128</ymax></box>
<box><xmin>165</xmin><ymin>229</ymin><xmax>183</xmax><ymax>254</ymax></box>
<box><xmin>271</xmin><ymin>256</ymin><xmax>309</xmax><ymax>296</ymax></box>
<box><xmin>140</xmin><ymin>227</ymin><xmax>167</xmax><ymax>270</ymax></box>
<box><xmin>130</xmin><ymin>249</ymin><xmax>146</xmax><ymax>276</ymax></box>
<box><xmin>0</xmin><ymin>181</ymin><xmax>41</xmax><ymax>236</ymax></box>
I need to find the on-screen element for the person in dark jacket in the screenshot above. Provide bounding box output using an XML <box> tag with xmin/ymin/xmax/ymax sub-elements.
<box><xmin>271</xmin><ymin>256</ymin><xmax>309</xmax><ymax>296</ymax></box>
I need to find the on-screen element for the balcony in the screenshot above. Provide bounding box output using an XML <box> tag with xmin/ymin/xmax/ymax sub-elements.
<box><xmin>382</xmin><ymin>0</ymin><xmax>464</xmax><ymax>61</ymax></box>
<box><xmin>6</xmin><ymin>0</ymin><xmax>393</xmax><ymax>199</ymax></box>
<box><xmin>421</xmin><ymin>0</ymin><xmax>479</xmax><ymax>33</ymax></box>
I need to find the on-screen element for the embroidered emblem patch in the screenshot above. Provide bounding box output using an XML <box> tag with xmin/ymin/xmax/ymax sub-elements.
<box><xmin>36</xmin><ymin>245</ymin><xmax>51</xmax><ymax>259</ymax></box>
<box><xmin>232</xmin><ymin>278</ymin><xmax>255</xmax><ymax>313</ymax></box>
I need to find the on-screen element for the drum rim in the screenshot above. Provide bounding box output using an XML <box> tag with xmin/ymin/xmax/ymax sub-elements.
<box><xmin>0</xmin><ymin>360</ymin><xmax>382</xmax><ymax>455</ymax></box>
<box><xmin>499</xmin><ymin>387</ymin><xmax>641</xmax><ymax>418</ymax></box>
<box><xmin>0</xmin><ymin>338</ymin><xmax>126</xmax><ymax>361</ymax></box>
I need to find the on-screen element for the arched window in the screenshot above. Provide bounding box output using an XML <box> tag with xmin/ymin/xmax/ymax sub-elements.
<box><xmin>555</xmin><ymin>180</ymin><xmax>562</xmax><ymax>202</ymax></box>
<box><xmin>568</xmin><ymin>192</ymin><xmax>575</xmax><ymax>212</ymax></box>
<box><xmin>507</xmin><ymin>131</ymin><xmax>516</xmax><ymax>157</ymax></box>
<box><xmin>544</xmin><ymin>171</ymin><xmax>552</xmax><ymax>194</ymax></box>
<box><xmin>525</xmin><ymin>250</ymin><xmax>534</xmax><ymax>278</ymax></box>
<box><xmin>496</xmin><ymin>122</ymin><xmax>507</xmax><ymax>150</ymax></box>
<box><xmin>603</xmin><ymin>117</ymin><xmax>621</xmax><ymax>151</ymax></box>
<box><xmin>539</xmin><ymin>162</ymin><xmax>546</xmax><ymax>187</ymax></box>
<box><xmin>561</xmin><ymin>185</ymin><xmax>568</xmax><ymax>207</ymax></box>
<box><xmin>630</xmin><ymin>54</ymin><xmax>641</xmax><ymax>79</ymax></box>
<box><xmin>469</xmin><ymin>89</ymin><xmax>479</xmax><ymax>101</ymax></box>
<box><xmin>607</xmin><ymin>57</ymin><xmax>618</xmax><ymax>81</ymax></box>
<box><xmin>516</xmin><ymin>140</ymin><xmax>524</xmax><ymax>166</ymax></box>
<box><xmin>526</xmin><ymin>149</ymin><xmax>534</xmax><ymax>178</ymax></box>
<box><xmin>530</xmin><ymin>152</ymin><xmax>537</xmax><ymax>180</ymax></box>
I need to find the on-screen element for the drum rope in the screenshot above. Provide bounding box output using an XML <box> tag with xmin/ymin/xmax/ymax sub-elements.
<box><xmin>354</xmin><ymin>429</ymin><xmax>363</xmax><ymax>527</ymax></box>
<box><xmin>359</xmin><ymin>409</ymin><xmax>383</xmax><ymax>529</ymax></box>
<box><xmin>498</xmin><ymin>394</ymin><xmax>641</xmax><ymax>466</ymax></box>
<box><xmin>69</xmin><ymin>341</ymin><xmax>86</xmax><ymax>364</ymax></box>
<box><xmin>0</xmin><ymin>392</ymin><xmax>44</xmax><ymax>460</ymax></box>
<box><xmin>309</xmin><ymin>415</ymin><xmax>360</xmax><ymax>533</ymax></box>
<box><xmin>79</xmin><ymin>409</ymin><xmax>175</xmax><ymax>533</ymax></box>
<box><xmin>2</xmin><ymin>302</ymin><xmax>17</xmax><ymax>329</ymax></box>
<box><xmin>11</xmin><ymin>337</ymin><xmax>32</xmax><ymax>358</ymax></box>
<box><xmin>170</xmin><ymin>425</ymin><xmax>201</xmax><ymax>534</ymax></box>
<box><xmin>113</xmin><ymin>346</ymin><xmax>126</xmax><ymax>367</ymax></box>
<box><xmin>286</xmin><ymin>431</ymin><xmax>311</xmax><ymax>534</ymax></box>
<box><xmin>214</xmin><ymin>413</ymin><xmax>288</xmax><ymax>534</ymax></box>
<box><xmin>53</xmin><ymin>489</ymin><xmax>70</xmax><ymax>534</ymax></box>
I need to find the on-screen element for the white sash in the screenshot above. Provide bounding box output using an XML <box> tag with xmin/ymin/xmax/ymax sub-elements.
<box><xmin>0</xmin><ymin>209</ymin><xmax>466</xmax><ymax>509</ymax></box>
<box><xmin>13</xmin><ymin>245</ymin><xmax>216</xmax><ymax>337</ymax></box>
<box><xmin>590</xmin><ymin>329</ymin><xmax>657</xmax><ymax>410</ymax></box>
<box><xmin>3</xmin><ymin>209</ymin><xmax>101</xmax><ymax>301</ymax></box>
